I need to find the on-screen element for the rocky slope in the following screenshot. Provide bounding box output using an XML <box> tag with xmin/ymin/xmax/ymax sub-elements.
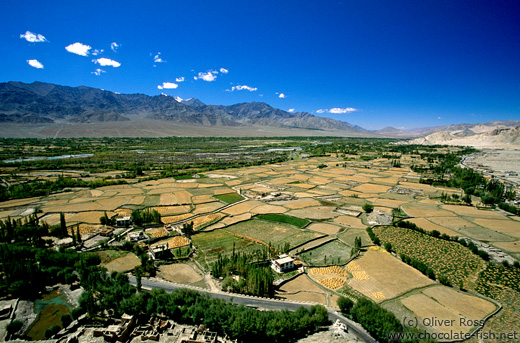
<box><xmin>404</xmin><ymin>126</ymin><xmax>520</xmax><ymax>148</ymax></box>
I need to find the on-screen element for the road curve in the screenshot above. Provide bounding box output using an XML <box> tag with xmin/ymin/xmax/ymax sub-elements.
<box><xmin>130</xmin><ymin>276</ymin><xmax>377</xmax><ymax>343</ymax></box>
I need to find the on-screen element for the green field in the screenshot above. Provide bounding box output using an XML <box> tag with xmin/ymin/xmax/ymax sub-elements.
<box><xmin>224</xmin><ymin>219</ymin><xmax>320</xmax><ymax>249</ymax></box>
<box><xmin>213</xmin><ymin>192</ymin><xmax>244</xmax><ymax>204</ymax></box>
<box><xmin>338</xmin><ymin>228</ymin><xmax>371</xmax><ymax>247</ymax></box>
<box><xmin>299</xmin><ymin>239</ymin><xmax>352</xmax><ymax>266</ymax></box>
<box><xmin>191</xmin><ymin>229</ymin><xmax>263</xmax><ymax>269</ymax></box>
<box><xmin>255</xmin><ymin>213</ymin><xmax>310</xmax><ymax>228</ymax></box>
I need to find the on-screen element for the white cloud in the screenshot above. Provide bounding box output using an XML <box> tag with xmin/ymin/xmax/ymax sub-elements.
<box><xmin>329</xmin><ymin>107</ymin><xmax>358</xmax><ymax>114</ymax></box>
<box><xmin>317</xmin><ymin>107</ymin><xmax>358</xmax><ymax>114</ymax></box>
<box><xmin>278</xmin><ymin>93</ymin><xmax>286</xmax><ymax>98</ymax></box>
<box><xmin>227</xmin><ymin>85</ymin><xmax>257</xmax><ymax>92</ymax></box>
<box><xmin>194</xmin><ymin>70</ymin><xmax>218</xmax><ymax>82</ymax></box>
<box><xmin>111</xmin><ymin>42</ymin><xmax>120</xmax><ymax>52</ymax></box>
<box><xmin>288</xmin><ymin>108</ymin><xmax>295</xmax><ymax>112</ymax></box>
<box><xmin>65</xmin><ymin>42</ymin><xmax>91</xmax><ymax>56</ymax></box>
<box><xmin>175</xmin><ymin>77</ymin><xmax>185</xmax><ymax>82</ymax></box>
<box><xmin>438</xmin><ymin>116</ymin><xmax>442</xmax><ymax>120</ymax></box>
<box><xmin>220</xmin><ymin>68</ymin><xmax>228</xmax><ymax>74</ymax></box>
<box><xmin>27</xmin><ymin>59</ymin><xmax>43</xmax><ymax>69</ymax></box>
<box><xmin>91</xmin><ymin>49</ymin><xmax>103</xmax><ymax>56</ymax></box>
<box><xmin>91</xmin><ymin>68</ymin><xmax>106</xmax><ymax>76</ymax></box>
<box><xmin>93</xmin><ymin>58</ymin><xmax>121</xmax><ymax>67</ymax></box>
<box><xmin>20</xmin><ymin>31</ymin><xmax>47</xmax><ymax>43</ymax></box>
<box><xmin>153</xmin><ymin>52</ymin><xmax>165</xmax><ymax>63</ymax></box>
<box><xmin>157</xmin><ymin>82</ymin><xmax>178</xmax><ymax>90</ymax></box>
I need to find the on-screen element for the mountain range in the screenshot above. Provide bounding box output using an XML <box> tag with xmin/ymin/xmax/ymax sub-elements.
<box><xmin>0</xmin><ymin>81</ymin><xmax>363</xmax><ymax>133</ymax></box>
<box><xmin>0</xmin><ymin>81</ymin><xmax>519</xmax><ymax>142</ymax></box>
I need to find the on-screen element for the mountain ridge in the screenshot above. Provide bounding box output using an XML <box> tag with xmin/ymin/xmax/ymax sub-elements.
<box><xmin>0</xmin><ymin>81</ymin><xmax>363</xmax><ymax>133</ymax></box>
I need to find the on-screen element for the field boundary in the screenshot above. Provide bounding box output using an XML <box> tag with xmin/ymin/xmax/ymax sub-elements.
<box><xmin>288</xmin><ymin>234</ymin><xmax>330</xmax><ymax>254</ymax></box>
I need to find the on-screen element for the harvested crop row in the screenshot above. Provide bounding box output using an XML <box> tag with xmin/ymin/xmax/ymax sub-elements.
<box><xmin>310</xmin><ymin>265</ymin><xmax>349</xmax><ymax>277</ymax></box>
<box><xmin>318</xmin><ymin>277</ymin><xmax>346</xmax><ymax>290</ymax></box>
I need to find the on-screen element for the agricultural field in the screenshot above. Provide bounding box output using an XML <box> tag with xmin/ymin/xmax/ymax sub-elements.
<box><xmin>276</xmin><ymin>274</ymin><xmax>328</xmax><ymax>305</ymax></box>
<box><xmin>156</xmin><ymin>263</ymin><xmax>207</xmax><ymax>288</ymax></box>
<box><xmin>345</xmin><ymin>250</ymin><xmax>434</xmax><ymax>302</ymax></box>
<box><xmin>103</xmin><ymin>253</ymin><xmax>141</xmax><ymax>273</ymax></box>
<box><xmin>373</xmin><ymin>226</ymin><xmax>484</xmax><ymax>286</ymax></box>
<box><xmin>299</xmin><ymin>240</ymin><xmax>352</xmax><ymax>266</ymax></box>
<box><xmin>224</xmin><ymin>219</ymin><xmax>321</xmax><ymax>249</ymax></box>
<box><xmin>190</xmin><ymin>229</ymin><xmax>264</xmax><ymax>269</ymax></box>
<box><xmin>2</xmin><ymin>137</ymin><xmax>520</xmax><ymax>341</ymax></box>
<box><xmin>398</xmin><ymin>286</ymin><xmax>496</xmax><ymax>335</ymax></box>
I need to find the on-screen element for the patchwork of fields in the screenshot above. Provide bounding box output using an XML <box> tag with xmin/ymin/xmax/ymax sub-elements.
<box><xmin>1</xmin><ymin>149</ymin><xmax>519</xmax><ymax>341</ymax></box>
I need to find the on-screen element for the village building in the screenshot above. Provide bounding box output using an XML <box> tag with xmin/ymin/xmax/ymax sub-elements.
<box><xmin>116</xmin><ymin>216</ymin><xmax>131</xmax><ymax>227</ymax></box>
<box><xmin>127</xmin><ymin>230</ymin><xmax>146</xmax><ymax>242</ymax></box>
<box><xmin>271</xmin><ymin>254</ymin><xmax>295</xmax><ymax>273</ymax></box>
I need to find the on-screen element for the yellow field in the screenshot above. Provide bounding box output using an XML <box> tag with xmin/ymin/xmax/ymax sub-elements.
<box><xmin>492</xmin><ymin>240</ymin><xmax>520</xmax><ymax>253</ymax></box>
<box><xmin>351</xmin><ymin>183</ymin><xmax>392</xmax><ymax>194</ymax></box>
<box><xmin>114</xmin><ymin>208</ymin><xmax>132</xmax><ymax>217</ymax></box>
<box><xmin>152</xmin><ymin>236</ymin><xmax>190</xmax><ymax>249</ymax></box>
<box><xmin>96</xmin><ymin>197</ymin><xmax>130</xmax><ymax>210</ymax></box>
<box><xmin>402</xmin><ymin>204</ymin><xmax>456</xmax><ymax>218</ymax></box>
<box><xmin>220</xmin><ymin>213</ymin><xmax>252</xmax><ymax>226</ymax></box>
<box><xmin>401</xmin><ymin>293</ymin><xmax>467</xmax><ymax>334</ymax></box>
<box><xmin>333</xmin><ymin>216</ymin><xmax>365</xmax><ymax>229</ymax></box>
<box><xmin>161</xmin><ymin>213</ymin><xmax>194</xmax><ymax>224</ymax></box>
<box><xmin>191</xmin><ymin>194</ymin><xmax>214</xmax><ymax>204</ymax></box>
<box><xmin>473</xmin><ymin>219</ymin><xmax>520</xmax><ymax>239</ymax></box>
<box><xmin>347</xmin><ymin>250</ymin><xmax>433</xmax><ymax>302</ymax></box>
<box><xmin>442</xmin><ymin>205</ymin><xmax>505</xmax><ymax>218</ymax></box>
<box><xmin>287</xmin><ymin>206</ymin><xmax>339</xmax><ymax>220</ymax></box>
<box><xmin>309</xmin><ymin>265</ymin><xmax>349</xmax><ymax>277</ymax></box>
<box><xmin>429</xmin><ymin>216</ymin><xmax>476</xmax><ymax>228</ymax></box>
<box><xmin>192</xmin><ymin>213</ymin><xmax>225</xmax><ymax>229</ymax></box>
<box><xmin>157</xmin><ymin>263</ymin><xmax>204</xmax><ymax>285</ymax></box>
<box><xmin>174</xmin><ymin>190</ymin><xmax>193</xmax><ymax>204</ymax></box>
<box><xmin>214</xmin><ymin>188</ymin><xmax>236</xmax><ymax>195</ymax></box>
<box><xmin>152</xmin><ymin>205</ymin><xmax>190</xmax><ymax>215</ymax></box>
<box><xmin>250</xmin><ymin>204</ymin><xmax>287</xmax><ymax>214</ymax></box>
<box><xmin>283</xmin><ymin>199</ymin><xmax>322</xmax><ymax>209</ymax></box>
<box><xmin>222</xmin><ymin>200</ymin><xmax>263</xmax><ymax>215</ymax></box>
<box><xmin>407</xmin><ymin>218</ymin><xmax>460</xmax><ymax>236</ymax></box>
<box><xmin>401</xmin><ymin>287</ymin><xmax>496</xmax><ymax>335</ymax></box>
<box><xmin>146</xmin><ymin>227</ymin><xmax>169</xmax><ymax>238</ymax></box>
<box><xmin>128</xmin><ymin>196</ymin><xmax>146</xmax><ymax>205</ymax></box>
<box><xmin>423</xmin><ymin>286</ymin><xmax>496</xmax><ymax>319</ymax></box>
<box><xmin>67</xmin><ymin>211</ymin><xmax>116</xmax><ymax>224</ymax></box>
<box><xmin>104</xmin><ymin>253</ymin><xmax>141</xmax><ymax>273</ymax></box>
<box><xmin>159</xmin><ymin>193</ymin><xmax>178</xmax><ymax>205</ymax></box>
<box><xmin>192</xmin><ymin>202</ymin><xmax>223</xmax><ymax>214</ymax></box>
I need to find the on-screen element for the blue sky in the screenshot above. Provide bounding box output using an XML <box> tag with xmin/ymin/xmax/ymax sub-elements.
<box><xmin>1</xmin><ymin>0</ymin><xmax>519</xmax><ymax>130</ymax></box>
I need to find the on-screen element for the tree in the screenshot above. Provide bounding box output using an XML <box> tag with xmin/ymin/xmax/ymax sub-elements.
<box><xmin>61</xmin><ymin>314</ymin><xmax>72</xmax><ymax>328</ymax></box>
<box><xmin>45</xmin><ymin>324</ymin><xmax>61</xmax><ymax>339</ymax></box>
<box><xmin>5</xmin><ymin>320</ymin><xmax>23</xmax><ymax>338</ymax></box>
<box><xmin>182</xmin><ymin>221</ymin><xmax>194</xmax><ymax>237</ymax></box>
<box><xmin>337</xmin><ymin>296</ymin><xmax>354</xmax><ymax>315</ymax></box>
<box><xmin>362</xmin><ymin>202</ymin><xmax>374</xmax><ymax>213</ymax></box>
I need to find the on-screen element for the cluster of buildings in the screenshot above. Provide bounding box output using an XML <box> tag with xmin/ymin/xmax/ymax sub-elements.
<box><xmin>57</xmin><ymin>314</ymin><xmax>235</xmax><ymax>343</ymax></box>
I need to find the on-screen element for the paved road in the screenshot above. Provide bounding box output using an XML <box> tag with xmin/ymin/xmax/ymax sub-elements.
<box><xmin>130</xmin><ymin>276</ymin><xmax>377</xmax><ymax>343</ymax></box>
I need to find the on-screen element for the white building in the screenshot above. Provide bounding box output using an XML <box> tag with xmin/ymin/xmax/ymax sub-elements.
<box><xmin>116</xmin><ymin>216</ymin><xmax>131</xmax><ymax>227</ymax></box>
<box><xmin>271</xmin><ymin>254</ymin><xmax>295</xmax><ymax>273</ymax></box>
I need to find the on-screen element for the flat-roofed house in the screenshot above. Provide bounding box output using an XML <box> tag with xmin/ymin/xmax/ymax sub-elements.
<box><xmin>271</xmin><ymin>254</ymin><xmax>295</xmax><ymax>273</ymax></box>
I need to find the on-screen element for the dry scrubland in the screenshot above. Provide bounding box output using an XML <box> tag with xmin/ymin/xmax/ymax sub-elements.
<box><xmin>2</xmin><ymin>149</ymin><xmax>520</xmax><ymax>341</ymax></box>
